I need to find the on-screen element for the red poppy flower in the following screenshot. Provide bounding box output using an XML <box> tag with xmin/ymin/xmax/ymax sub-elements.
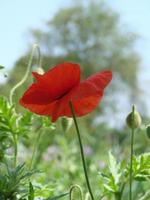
<box><xmin>19</xmin><ymin>62</ymin><xmax>112</xmax><ymax>122</ymax></box>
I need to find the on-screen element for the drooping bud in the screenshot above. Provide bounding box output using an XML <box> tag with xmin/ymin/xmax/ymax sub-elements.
<box><xmin>146</xmin><ymin>125</ymin><xmax>150</xmax><ymax>139</ymax></box>
<box><xmin>61</xmin><ymin>117</ymin><xmax>73</xmax><ymax>132</ymax></box>
<box><xmin>126</xmin><ymin>105</ymin><xmax>142</xmax><ymax>129</ymax></box>
<box><xmin>36</xmin><ymin>67</ymin><xmax>45</xmax><ymax>75</ymax></box>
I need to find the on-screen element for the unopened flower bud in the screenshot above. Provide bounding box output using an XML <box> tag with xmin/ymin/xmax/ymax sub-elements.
<box><xmin>146</xmin><ymin>125</ymin><xmax>150</xmax><ymax>139</ymax></box>
<box><xmin>61</xmin><ymin>117</ymin><xmax>73</xmax><ymax>132</ymax></box>
<box><xmin>126</xmin><ymin>105</ymin><xmax>142</xmax><ymax>129</ymax></box>
<box><xmin>36</xmin><ymin>67</ymin><xmax>45</xmax><ymax>75</ymax></box>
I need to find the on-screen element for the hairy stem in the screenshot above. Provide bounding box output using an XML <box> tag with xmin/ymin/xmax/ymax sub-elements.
<box><xmin>29</xmin><ymin>127</ymin><xmax>42</xmax><ymax>169</ymax></box>
<box><xmin>13</xmin><ymin>134</ymin><xmax>18</xmax><ymax>167</ymax></box>
<box><xmin>129</xmin><ymin>106</ymin><xmax>135</xmax><ymax>200</ymax></box>
<box><xmin>115</xmin><ymin>192</ymin><xmax>122</xmax><ymax>200</ymax></box>
<box><xmin>69</xmin><ymin>101</ymin><xmax>95</xmax><ymax>200</ymax></box>
<box><xmin>69</xmin><ymin>185</ymin><xmax>83</xmax><ymax>200</ymax></box>
<box><xmin>9</xmin><ymin>44</ymin><xmax>42</xmax><ymax>105</ymax></box>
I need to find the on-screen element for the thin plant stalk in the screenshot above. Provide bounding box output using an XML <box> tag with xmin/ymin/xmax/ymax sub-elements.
<box><xmin>115</xmin><ymin>193</ymin><xmax>122</xmax><ymax>200</ymax></box>
<box><xmin>9</xmin><ymin>44</ymin><xmax>42</xmax><ymax>168</ymax></box>
<box><xmin>9</xmin><ymin>44</ymin><xmax>42</xmax><ymax>105</ymax></box>
<box><xmin>129</xmin><ymin>106</ymin><xmax>135</xmax><ymax>200</ymax></box>
<box><xmin>29</xmin><ymin>127</ymin><xmax>42</xmax><ymax>169</ymax></box>
<box><xmin>69</xmin><ymin>185</ymin><xmax>83</xmax><ymax>200</ymax></box>
<box><xmin>119</xmin><ymin>182</ymin><xmax>126</xmax><ymax>200</ymax></box>
<box><xmin>69</xmin><ymin>101</ymin><xmax>95</xmax><ymax>200</ymax></box>
<box><xmin>13</xmin><ymin>134</ymin><xmax>18</xmax><ymax>167</ymax></box>
<box><xmin>114</xmin><ymin>183</ymin><xmax>126</xmax><ymax>200</ymax></box>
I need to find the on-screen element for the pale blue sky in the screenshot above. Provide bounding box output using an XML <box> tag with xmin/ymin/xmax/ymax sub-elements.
<box><xmin>0</xmin><ymin>0</ymin><xmax>70</xmax><ymax>70</ymax></box>
<box><xmin>108</xmin><ymin>0</ymin><xmax>150</xmax><ymax>115</ymax></box>
<box><xmin>109</xmin><ymin>0</ymin><xmax>150</xmax><ymax>74</ymax></box>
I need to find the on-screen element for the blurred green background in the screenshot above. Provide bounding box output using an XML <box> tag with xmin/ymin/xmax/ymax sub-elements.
<box><xmin>0</xmin><ymin>0</ymin><xmax>150</xmax><ymax>199</ymax></box>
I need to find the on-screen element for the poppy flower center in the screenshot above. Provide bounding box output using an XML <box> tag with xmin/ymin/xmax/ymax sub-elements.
<box><xmin>56</xmin><ymin>85</ymin><xmax>77</xmax><ymax>100</ymax></box>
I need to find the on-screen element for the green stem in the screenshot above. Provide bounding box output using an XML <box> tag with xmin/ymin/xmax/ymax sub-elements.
<box><xmin>13</xmin><ymin>134</ymin><xmax>18</xmax><ymax>167</ymax></box>
<box><xmin>119</xmin><ymin>182</ymin><xmax>126</xmax><ymax>200</ymax></box>
<box><xmin>129</xmin><ymin>106</ymin><xmax>135</xmax><ymax>200</ymax></box>
<box><xmin>69</xmin><ymin>101</ymin><xmax>95</xmax><ymax>200</ymax></box>
<box><xmin>115</xmin><ymin>192</ymin><xmax>122</xmax><ymax>200</ymax></box>
<box><xmin>69</xmin><ymin>185</ymin><xmax>83</xmax><ymax>200</ymax></box>
<box><xmin>29</xmin><ymin>127</ymin><xmax>42</xmax><ymax>169</ymax></box>
<box><xmin>9</xmin><ymin>44</ymin><xmax>42</xmax><ymax>105</ymax></box>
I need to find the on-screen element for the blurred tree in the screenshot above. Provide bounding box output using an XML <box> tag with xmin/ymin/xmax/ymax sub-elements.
<box><xmin>0</xmin><ymin>0</ymin><xmax>140</xmax><ymax>118</ymax></box>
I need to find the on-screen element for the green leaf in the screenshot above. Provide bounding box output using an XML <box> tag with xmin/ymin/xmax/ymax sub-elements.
<box><xmin>131</xmin><ymin>153</ymin><xmax>150</xmax><ymax>181</ymax></box>
<box><xmin>17</xmin><ymin>111</ymin><xmax>33</xmax><ymax>136</ymax></box>
<box><xmin>28</xmin><ymin>182</ymin><xmax>34</xmax><ymax>200</ymax></box>
<box><xmin>103</xmin><ymin>184</ymin><xmax>115</xmax><ymax>193</ymax></box>
<box><xmin>0</xmin><ymin>96</ymin><xmax>33</xmax><ymax>150</ymax></box>
<box><xmin>99</xmin><ymin>151</ymin><xmax>124</xmax><ymax>195</ymax></box>
<box><xmin>0</xmin><ymin>163</ymin><xmax>36</xmax><ymax>198</ymax></box>
<box><xmin>46</xmin><ymin>192</ymin><xmax>69</xmax><ymax>200</ymax></box>
<box><xmin>108</xmin><ymin>151</ymin><xmax>121</xmax><ymax>185</ymax></box>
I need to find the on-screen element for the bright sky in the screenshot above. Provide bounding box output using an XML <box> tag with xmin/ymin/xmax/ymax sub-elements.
<box><xmin>108</xmin><ymin>0</ymin><xmax>150</xmax><ymax>115</ymax></box>
<box><xmin>0</xmin><ymin>0</ymin><xmax>71</xmax><ymax>70</ymax></box>
<box><xmin>0</xmin><ymin>0</ymin><xmax>150</xmax><ymax>93</ymax></box>
<box><xmin>109</xmin><ymin>0</ymin><xmax>150</xmax><ymax>76</ymax></box>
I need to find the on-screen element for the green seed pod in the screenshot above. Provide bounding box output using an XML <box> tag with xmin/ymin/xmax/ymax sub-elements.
<box><xmin>146</xmin><ymin>125</ymin><xmax>150</xmax><ymax>139</ymax></box>
<box><xmin>61</xmin><ymin>117</ymin><xmax>73</xmax><ymax>132</ymax></box>
<box><xmin>126</xmin><ymin>105</ymin><xmax>142</xmax><ymax>129</ymax></box>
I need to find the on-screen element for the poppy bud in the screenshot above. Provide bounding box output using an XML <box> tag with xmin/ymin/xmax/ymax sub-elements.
<box><xmin>36</xmin><ymin>67</ymin><xmax>44</xmax><ymax>75</ymax></box>
<box><xmin>126</xmin><ymin>105</ymin><xmax>142</xmax><ymax>129</ymax></box>
<box><xmin>146</xmin><ymin>125</ymin><xmax>150</xmax><ymax>139</ymax></box>
<box><xmin>61</xmin><ymin>117</ymin><xmax>73</xmax><ymax>132</ymax></box>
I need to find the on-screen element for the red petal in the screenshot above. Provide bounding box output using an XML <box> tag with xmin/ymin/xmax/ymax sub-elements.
<box><xmin>19</xmin><ymin>68</ymin><xmax>112</xmax><ymax>122</ymax></box>
<box><xmin>20</xmin><ymin>83</ymin><xmax>53</xmax><ymax>105</ymax></box>
<box><xmin>87</xmin><ymin>70</ymin><xmax>112</xmax><ymax>90</ymax></box>
<box><xmin>19</xmin><ymin>97</ymin><xmax>57</xmax><ymax>116</ymax></box>
<box><xmin>32</xmin><ymin>62</ymin><xmax>80</xmax><ymax>100</ymax></box>
<box><xmin>50</xmin><ymin>70</ymin><xmax>112</xmax><ymax>121</ymax></box>
<box><xmin>20</xmin><ymin>62</ymin><xmax>80</xmax><ymax>109</ymax></box>
<box><xmin>32</xmin><ymin>72</ymin><xmax>43</xmax><ymax>81</ymax></box>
